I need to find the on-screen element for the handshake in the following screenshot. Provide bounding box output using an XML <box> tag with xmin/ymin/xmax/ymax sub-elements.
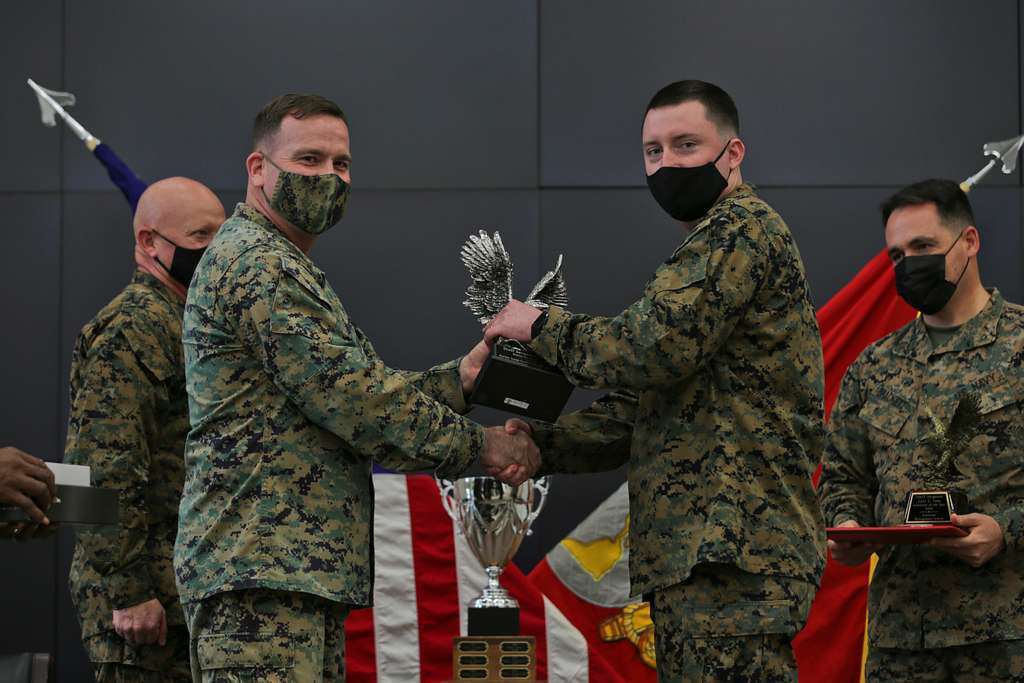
<box><xmin>480</xmin><ymin>418</ymin><xmax>538</xmax><ymax>487</ymax></box>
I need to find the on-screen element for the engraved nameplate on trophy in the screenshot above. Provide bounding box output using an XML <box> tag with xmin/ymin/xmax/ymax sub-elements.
<box><xmin>461</xmin><ymin>231</ymin><xmax>573</xmax><ymax>423</ymax></box>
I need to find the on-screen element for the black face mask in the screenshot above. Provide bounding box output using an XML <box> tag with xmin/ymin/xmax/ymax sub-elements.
<box><xmin>154</xmin><ymin>233</ymin><xmax>207</xmax><ymax>287</ymax></box>
<box><xmin>646</xmin><ymin>141</ymin><xmax>731</xmax><ymax>222</ymax></box>
<box><xmin>894</xmin><ymin>230</ymin><xmax>968</xmax><ymax>315</ymax></box>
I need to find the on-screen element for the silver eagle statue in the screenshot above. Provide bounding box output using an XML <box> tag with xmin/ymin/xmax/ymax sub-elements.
<box><xmin>461</xmin><ymin>230</ymin><xmax>568</xmax><ymax>324</ymax></box>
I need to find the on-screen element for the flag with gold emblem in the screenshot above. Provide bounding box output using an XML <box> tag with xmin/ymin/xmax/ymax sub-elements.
<box><xmin>527</xmin><ymin>483</ymin><xmax>657</xmax><ymax>682</ymax></box>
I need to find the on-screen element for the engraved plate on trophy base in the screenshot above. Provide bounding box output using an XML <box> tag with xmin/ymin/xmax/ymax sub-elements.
<box><xmin>904</xmin><ymin>490</ymin><xmax>971</xmax><ymax>524</ymax></box>
<box><xmin>446</xmin><ymin>636</ymin><xmax>542</xmax><ymax>682</ymax></box>
<box><xmin>470</xmin><ymin>340</ymin><xmax>573</xmax><ymax>423</ymax></box>
<box><xmin>468</xmin><ymin>605</ymin><xmax>520</xmax><ymax>636</ymax></box>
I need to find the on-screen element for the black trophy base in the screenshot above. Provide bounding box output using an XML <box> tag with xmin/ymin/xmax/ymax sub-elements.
<box><xmin>904</xmin><ymin>490</ymin><xmax>972</xmax><ymax>525</ymax></box>
<box><xmin>468</xmin><ymin>606</ymin><xmax>520</xmax><ymax>636</ymax></box>
<box><xmin>469</xmin><ymin>339</ymin><xmax>573</xmax><ymax>423</ymax></box>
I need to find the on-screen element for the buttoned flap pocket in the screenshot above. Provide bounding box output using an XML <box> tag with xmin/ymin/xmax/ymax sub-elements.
<box><xmin>647</xmin><ymin>244</ymin><xmax>709</xmax><ymax>300</ymax></box>
<box><xmin>858</xmin><ymin>390</ymin><xmax>914</xmax><ymax>439</ymax></box>
<box><xmin>270</xmin><ymin>256</ymin><xmax>344</xmax><ymax>342</ymax></box>
<box><xmin>196</xmin><ymin>632</ymin><xmax>295</xmax><ymax>671</ymax></box>
<box><xmin>683</xmin><ymin>599</ymin><xmax>794</xmax><ymax>638</ymax></box>
<box><xmin>971</xmin><ymin>372</ymin><xmax>1024</xmax><ymax>416</ymax></box>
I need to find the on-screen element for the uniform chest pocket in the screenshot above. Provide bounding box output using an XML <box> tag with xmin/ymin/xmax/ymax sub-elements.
<box><xmin>973</xmin><ymin>372</ymin><xmax>1024</xmax><ymax>417</ymax></box>
<box><xmin>646</xmin><ymin>245</ymin><xmax>709</xmax><ymax>301</ymax></box>
<box><xmin>270</xmin><ymin>257</ymin><xmax>349</xmax><ymax>343</ymax></box>
<box><xmin>859</xmin><ymin>391</ymin><xmax>914</xmax><ymax>441</ymax></box>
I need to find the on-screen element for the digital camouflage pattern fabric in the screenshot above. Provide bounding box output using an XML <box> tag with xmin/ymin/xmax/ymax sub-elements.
<box><xmin>651</xmin><ymin>563</ymin><xmax>813</xmax><ymax>682</ymax></box>
<box><xmin>528</xmin><ymin>183</ymin><xmax>827</xmax><ymax>597</ymax></box>
<box><xmin>182</xmin><ymin>588</ymin><xmax>349</xmax><ymax>682</ymax></box>
<box><xmin>867</xmin><ymin>640</ymin><xmax>1024</xmax><ymax>681</ymax></box>
<box><xmin>175</xmin><ymin>203</ymin><xmax>483</xmax><ymax>608</ymax></box>
<box><xmin>819</xmin><ymin>291</ymin><xmax>1024</xmax><ymax>650</ymax></box>
<box><xmin>264</xmin><ymin>157</ymin><xmax>350</xmax><ymax>235</ymax></box>
<box><xmin>64</xmin><ymin>270</ymin><xmax>190</xmax><ymax>678</ymax></box>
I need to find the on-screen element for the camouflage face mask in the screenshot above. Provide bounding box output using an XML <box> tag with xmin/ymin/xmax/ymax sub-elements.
<box><xmin>261</xmin><ymin>154</ymin><xmax>350</xmax><ymax>235</ymax></box>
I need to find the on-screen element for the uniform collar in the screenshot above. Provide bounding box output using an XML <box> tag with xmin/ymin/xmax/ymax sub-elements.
<box><xmin>674</xmin><ymin>183</ymin><xmax>758</xmax><ymax>255</ymax></box>
<box><xmin>131</xmin><ymin>269</ymin><xmax>184</xmax><ymax>311</ymax></box>
<box><xmin>233</xmin><ymin>203</ymin><xmax>327</xmax><ymax>287</ymax></box>
<box><xmin>895</xmin><ymin>289</ymin><xmax>1004</xmax><ymax>363</ymax></box>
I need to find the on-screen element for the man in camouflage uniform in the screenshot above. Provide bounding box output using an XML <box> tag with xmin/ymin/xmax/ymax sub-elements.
<box><xmin>488</xmin><ymin>80</ymin><xmax>825</xmax><ymax>681</ymax></box>
<box><xmin>175</xmin><ymin>94</ymin><xmax>538</xmax><ymax>682</ymax></box>
<box><xmin>820</xmin><ymin>179</ymin><xmax>1024</xmax><ymax>681</ymax></box>
<box><xmin>64</xmin><ymin>177</ymin><xmax>225</xmax><ymax>682</ymax></box>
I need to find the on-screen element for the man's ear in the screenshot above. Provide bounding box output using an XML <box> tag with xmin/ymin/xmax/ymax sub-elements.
<box><xmin>963</xmin><ymin>225</ymin><xmax>981</xmax><ymax>257</ymax></box>
<box><xmin>246</xmin><ymin>151</ymin><xmax>265</xmax><ymax>188</ymax></box>
<box><xmin>727</xmin><ymin>137</ymin><xmax>746</xmax><ymax>169</ymax></box>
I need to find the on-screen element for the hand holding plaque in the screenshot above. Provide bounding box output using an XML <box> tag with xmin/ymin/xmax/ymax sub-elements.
<box><xmin>827</xmin><ymin>394</ymin><xmax>980</xmax><ymax>546</ymax></box>
<box><xmin>461</xmin><ymin>231</ymin><xmax>573</xmax><ymax>422</ymax></box>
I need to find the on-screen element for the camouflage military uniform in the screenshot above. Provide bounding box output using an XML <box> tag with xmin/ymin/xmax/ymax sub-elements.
<box><xmin>64</xmin><ymin>270</ymin><xmax>191</xmax><ymax>682</ymax></box>
<box><xmin>527</xmin><ymin>184</ymin><xmax>826</xmax><ymax>680</ymax></box>
<box><xmin>819</xmin><ymin>291</ymin><xmax>1024</xmax><ymax>680</ymax></box>
<box><xmin>176</xmin><ymin>203</ymin><xmax>482</xmax><ymax>681</ymax></box>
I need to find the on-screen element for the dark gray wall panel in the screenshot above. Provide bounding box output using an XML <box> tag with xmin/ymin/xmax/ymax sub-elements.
<box><xmin>0</xmin><ymin>194</ymin><xmax>60</xmax><ymax>660</ymax></box>
<box><xmin>0</xmin><ymin>1</ymin><xmax>63</xmax><ymax>192</ymax></box>
<box><xmin>63</xmin><ymin>1</ymin><xmax>537</xmax><ymax>192</ymax></box>
<box><xmin>541</xmin><ymin>0</ymin><xmax>1019</xmax><ymax>188</ymax></box>
<box><xmin>0</xmin><ymin>195</ymin><xmax>62</xmax><ymax>457</ymax></box>
<box><xmin>541</xmin><ymin>188</ymin><xmax>717</xmax><ymax>313</ymax></box>
<box><xmin>312</xmin><ymin>189</ymin><xmax>540</xmax><ymax>370</ymax></box>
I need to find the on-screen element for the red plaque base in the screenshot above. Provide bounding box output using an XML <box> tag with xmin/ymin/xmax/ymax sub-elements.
<box><xmin>827</xmin><ymin>524</ymin><xmax>968</xmax><ymax>545</ymax></box>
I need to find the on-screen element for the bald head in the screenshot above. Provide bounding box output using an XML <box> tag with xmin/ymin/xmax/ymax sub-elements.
<box><xmin>134</xmin><ymin>177</ymin><xmax>225</xmax><ymax>244</ymax></box>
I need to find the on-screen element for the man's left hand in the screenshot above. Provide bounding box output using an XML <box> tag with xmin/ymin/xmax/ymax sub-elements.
<box><xmin>930</xmin><ymin>513</ymin><xmax>1005</xmax><ymax>567</ymax></box>
<box><xmin>485</xmin><ymin>300</ymin><xmax>541</xmax><ymax>343</ymax></box>
<box><xmin>458</xmin><ymin>337</ymin><xmax>494</xmax><ymax>395</ymax></box>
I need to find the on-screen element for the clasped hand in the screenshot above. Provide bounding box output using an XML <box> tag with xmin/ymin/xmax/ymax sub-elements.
<box><xmin>479</xmin><ymin>419</ymin><xmax>540</xmax><ymax>486</ymax></box>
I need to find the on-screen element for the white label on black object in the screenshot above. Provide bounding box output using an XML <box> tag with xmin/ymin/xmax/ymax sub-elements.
<box><xmin>504</xmin><ymin>397</ymin><xmax>530</xmax><ymax>409</ymax></box>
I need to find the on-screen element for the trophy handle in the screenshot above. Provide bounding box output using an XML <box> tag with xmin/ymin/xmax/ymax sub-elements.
<box><xmin>524</xmin><ymin>476</ymin><xmax>550</xmax><ymax>535</ymax></box>
<box><xmin>435</xmin><ymin>478</ymin><xmax>461</xmax><ymax>530</ymax></box>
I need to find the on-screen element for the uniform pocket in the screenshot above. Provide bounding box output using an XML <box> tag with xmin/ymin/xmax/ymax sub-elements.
<box><xmin>682</xmin><ymin>599</ymin><xmax>795</xmax><ymax>638</ymax></box>
<box><xmin>196</xmin><ymin>632</ymin><xmax>295</xmax><ymax>671</ymax></box>
<box><xmin>859</xmin><ymin>391</ymin><xmax>914</xmax><ymax>439</ymax></box>
<box><xmin>648</xmin><ymin>247</ymin><xmax>709</xmax><ymax>298</ymax></box>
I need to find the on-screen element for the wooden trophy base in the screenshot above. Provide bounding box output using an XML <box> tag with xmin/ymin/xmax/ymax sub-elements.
<box><xmin>446</xmin><ymin>635</ymin><xmax>544</xmax><ymax>682</ymax></box>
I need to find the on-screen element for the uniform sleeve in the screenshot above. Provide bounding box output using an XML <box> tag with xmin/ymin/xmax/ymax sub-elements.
<box><xmin>230</xmin><ymin>254</ymin><xmax>482</xmax><ymax>478</ymax></box>
<box><xmin>350</xmin><ymin>325</ymin><xmax>471</xmax><ymax>414</ymax></box>
<box><xmin>531</xmin><ymin>390</ymin><xmax>636</xmax><ymax>475</ymax></box>
<box><xmin>529</xmin><ymin>215</ymin><xmax>768</xmax><ymax>391</ymax></box>
<box><xmin>817</xmin><ymin>363</ymin><xmax>879</xmax><ymax>527</ymax></box>
<box><xmin>63</xmin><ymin>328</ymin><xmax>158</xmax><ymax>610</ymax></box>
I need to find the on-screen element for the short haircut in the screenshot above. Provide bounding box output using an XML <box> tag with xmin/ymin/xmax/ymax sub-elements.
<box><xmin>644</xmin><ymin>80</ymin><xmax>739</xmax><ymax>135</ymax></box>
<box><xmin>880</xmin><ymin>179</ymin><xmax>976</xmax><ymax>231</ymax></box>
<box><xmin>252</xmin><ymin>93</ymin><xmax>348</xmax><ymax>150</ymax></box>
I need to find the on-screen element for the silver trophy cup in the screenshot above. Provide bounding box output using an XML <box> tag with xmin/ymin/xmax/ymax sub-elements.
<box><xmin>438</xmin><ymin>476</ymin><xmax>549</xmax><ymax>609</ymax></box>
